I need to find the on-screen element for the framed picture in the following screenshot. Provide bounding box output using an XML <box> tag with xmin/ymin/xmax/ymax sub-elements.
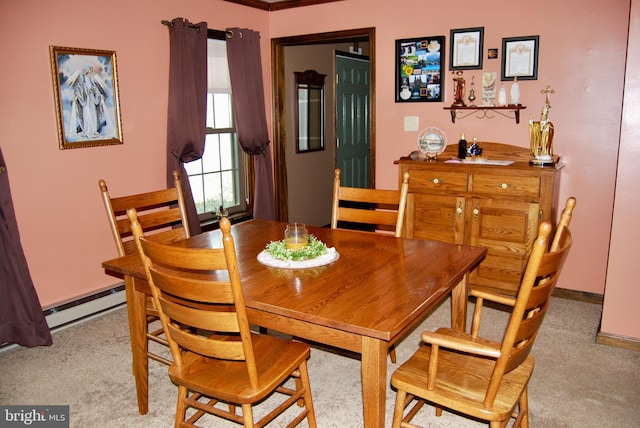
<box><xmin>449</xmin><ymin>27</ymin><xmax>484</xmax><ymax>70</ymax></box>
<box><xmin>395</xmin><ymin>36</ymin><xmax>445</xmax><ymax>103</ymax></box>
<box><xmin>49</xmin><ymin>46</ymin><xmax>123</xmax><ymax>149</ymax></box>
<box><xmin>501</xmin><ymin>36</ymin><xmax>539</xmax><ymax>81</ymax></box>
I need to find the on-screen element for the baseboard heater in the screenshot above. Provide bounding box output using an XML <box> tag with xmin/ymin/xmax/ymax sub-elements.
<box><xmin>43</xmin><ymin>284</ymin><xmax>127</xmax><ymax>331</ymax></box>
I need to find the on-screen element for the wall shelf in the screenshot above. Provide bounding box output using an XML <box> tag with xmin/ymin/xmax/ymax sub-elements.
<box><xmin>443</xmin><ymin>105</ymin><xmax>527</xmax><ymax>124</ymax></box>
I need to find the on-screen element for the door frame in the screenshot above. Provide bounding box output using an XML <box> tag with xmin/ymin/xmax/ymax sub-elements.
<box><xmin>271</xmin><ymin>28</ymin><xmax>376</xmax><ymax>221</ymax></box>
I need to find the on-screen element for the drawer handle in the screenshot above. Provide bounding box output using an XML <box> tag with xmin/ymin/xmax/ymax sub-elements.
<box><xmin>432</xmin><ymin>178</ymin><xmax>445</xmax><ymax>185</ymax></box>
<box><xmin>456</xmin><ymin>202</ymin><xmax>463</xmax><ymax>217</ymax></box>
<box><xmin>497</xmin><ymin>182</ymin><xmax>510</xmax><ymax>189</ymax></box>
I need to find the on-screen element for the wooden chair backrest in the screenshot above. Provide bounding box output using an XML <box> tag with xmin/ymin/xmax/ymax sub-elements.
<box><xmin>128</xmin><ymin>210</ymin><xmax>260</xmax><ymax>389</ymax></box>
<box><xmin>331</xmin><ymin>168</ymin><xmax>409</xmax><ymax>236</ymax></box>
<box><xmin>551</xmin><ymin>196</ymin><xmax>576</xmax><ymax>252</ymax></box>
<box><xmin>484</xmin><ymin>221</ymin><xmax>572</xmax><ymax>407</ymax></box>
<box><xmin>99</xmin><ymin>171</ymin><xmax>190</xmax><ymax>257</ymax></box>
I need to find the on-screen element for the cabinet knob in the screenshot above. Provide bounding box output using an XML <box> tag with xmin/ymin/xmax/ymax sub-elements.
<box><xmin>499</xmin><ymin>182</ymin><xmax>509</xmax><ymax>189</ymax></box>
<box><xmin>456</xmin><ymin>202</ymin><xmax>463</xmax><ymax>217</ymax></box>
<box><xmin>432</xmin><ymin>178</ymin><xmax>445</xmax><ymax>185</ymax></box>
<box><xmin>473</xmin><ymin>205</ymin><xmax>480</xmax><ymax>220</ymax></box>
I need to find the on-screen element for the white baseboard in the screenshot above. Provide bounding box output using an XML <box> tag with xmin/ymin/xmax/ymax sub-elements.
<box><xmin>1</xmin><ymin>285</ymin><xmax>127</xmax><ymax>352</ymax></box>
<box><xmin>45</xmin><ymin>286</ymin><xmax>127</xmax><ymax>331</ymax></box>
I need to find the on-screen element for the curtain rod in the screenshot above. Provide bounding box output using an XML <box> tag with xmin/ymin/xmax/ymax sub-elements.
<box><xmin>161</xmin><ymin>20</ymin><xmax>235</xmax><ymax>38</ymax></box>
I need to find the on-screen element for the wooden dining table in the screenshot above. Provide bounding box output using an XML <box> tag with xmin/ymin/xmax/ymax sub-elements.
<box><xmin>102</xmin><ymin>219</ymin><xmax>486</xmax><ymax>427</ymax></box>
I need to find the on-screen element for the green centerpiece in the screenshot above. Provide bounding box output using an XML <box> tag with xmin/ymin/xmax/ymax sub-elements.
<box><xmin>265</xmin><ymin>235</ymin><xmax>328</xmax><ymax>261</ymax></box>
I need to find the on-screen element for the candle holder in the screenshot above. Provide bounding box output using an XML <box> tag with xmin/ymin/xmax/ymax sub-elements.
<box><xmin>284</xmin><ymin>223</ymin><xmax>308</xmax><ymax>250</ymax></box>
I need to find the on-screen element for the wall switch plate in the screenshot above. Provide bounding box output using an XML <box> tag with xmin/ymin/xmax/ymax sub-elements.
<box><xmin>404</xmin><ymin>116</ymin><xmax>419</xmax><ymax>131</ymax></box>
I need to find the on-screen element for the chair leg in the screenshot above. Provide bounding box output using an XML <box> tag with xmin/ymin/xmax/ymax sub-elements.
<box><xmin>299</xmin><ymin>360</ymin><xmax>317</xmax><ymax>427</ymax></box>
<box><xmin>519</xmin><ymin>387</ymin><xmax>529</xmax><ymax>428</ymax></box>
<box><xmin>175</xmin><ymin>386</ymin><xmax>188</xmax><ymax>428</ymax></box>
<box><xmin>241</xmin><ymin>403</ymin><xmax>253</xmax><ymax>428</ymax></box>
<box><xmin>471</xmin><ymin>297</ymin><xmax>484</xmax><ymax>338</ymax></box>
<box><xmin>392</xmin><ymin>389</ymin><xmax>408</xmax><ymax>428</ymax></box>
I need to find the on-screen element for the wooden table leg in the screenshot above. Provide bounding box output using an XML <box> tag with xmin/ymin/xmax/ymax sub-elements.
<box><xmin>450</xmin><ymin>273</ymin><xmax>469</xmax><ymax>332</ymax></box>
<box><xmin>130</xmin><ymin>277</ymin><xmax>149</xmax><ymax>415</ymax></box>
<box><xmin>361</xmin><ymin>336</ymin><xmax>387</xmax><ymax>428</ymax></box>
<box><xmin>123</xmin><ymin>276</ymin><xmax>138</xmax><ymax>378</ymax></box>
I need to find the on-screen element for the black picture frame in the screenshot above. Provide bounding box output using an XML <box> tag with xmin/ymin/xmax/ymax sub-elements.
<box><xmin>395</xmin><ymin>36</ymin><xmax>445</xmax><ymax>103</ymax></box>
<box><xmin>449</xmin><ymin>27</ymin><xmax>484</xmax><ymax>70</ymax></box>
<box><xmin>501</xmin><ymin>36</ymin><xmax>540</xmax><ymax>81</ymax></box>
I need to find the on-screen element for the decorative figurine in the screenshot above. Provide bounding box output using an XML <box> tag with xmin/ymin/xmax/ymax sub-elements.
<box><xmin>468</xmin><ymin>138</ymin><xmax>483</xmax><ymax>157</ymax></box>
<box><xmin>529</xmin><ymin>85</ymin><xmax>556</xmax><ymax>166</ymax></box>
<box><xmin>510</xmin><ymin>75</ymin><xmax>521</xmax><ymax>105</ymax></box>
<box><xmin>481</xmin><ymin>72</ymin><xmax>497</xmax><ymax>106</ymax></box>
<box><xmin>452</xmin><ymin>71</ymin><xmax>466</xmax><ymax>106</ymax></box>
<box><xmin>468</xmin><ymin>76</ymin><xmax>477</xmax><ymax>106</ymax></box>
<box><xmin>498</xmin><ymin>84</ymin><xmax>507</xmax><ymax>106</ymax></box>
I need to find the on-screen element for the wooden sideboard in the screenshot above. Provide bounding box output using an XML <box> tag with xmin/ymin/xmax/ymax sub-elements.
<box><xmin>396</xmin><ymin>142</ymin><xmax>562</xmax><ymax>295</ymax></box>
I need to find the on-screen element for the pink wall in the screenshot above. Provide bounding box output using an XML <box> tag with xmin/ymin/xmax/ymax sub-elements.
<box><xmin>0</xmin><ymin>0</ymin><xmax>636</xmax><ymax>339</ymax></box>
<box><xmin>268</xmin><ymin>0</ymin><xmax>630</xmax><ymax>301</ymax></box>
<box><xmin>601</xmin><ymin>0</ymin><xmax>640</xmax><ymax>339</ymax></box>
<box><xmin>0</xmin><ymin>0</ymin><xmax>270</xmax><ymax>306</ymax></box>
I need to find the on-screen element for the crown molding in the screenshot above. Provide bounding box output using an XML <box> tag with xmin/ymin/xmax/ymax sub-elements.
<box><xmin>223</xmin><ymin>0</ymin><xmax>344</xmax><ymax>11</ymax></box>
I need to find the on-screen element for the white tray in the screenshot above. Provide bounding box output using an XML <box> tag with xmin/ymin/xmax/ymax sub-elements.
<box><xmin>445</xmin><ymin>158</ymin><xmax>514</xmax><ymax>166</ymax></box>
<box><xmin>257</xmin><ymin>248</ymin><xmax>340</xmax><ymax>269</ymax></box>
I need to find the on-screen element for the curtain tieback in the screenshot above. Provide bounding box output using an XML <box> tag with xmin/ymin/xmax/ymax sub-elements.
<box><xmin>246</xmin><ymin>140</ymin><xmax>270</xmax><ymax>156</ymax></box>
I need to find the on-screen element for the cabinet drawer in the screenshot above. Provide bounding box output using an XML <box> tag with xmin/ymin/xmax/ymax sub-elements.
<box><xmin>471</xmin><ymin>174</ymin><xmax>541</xmax><ymax>198</ymax></box>
<box><xmin>408</xmin><ymin>169</ymin><xmax>468</xmax><ymax>194</ymax></box>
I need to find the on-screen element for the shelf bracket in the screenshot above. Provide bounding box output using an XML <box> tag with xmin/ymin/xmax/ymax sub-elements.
<box><xmin>443</xmin><ymin>105</ymin><xmax>526</xmax><ymax>124</ymax></box>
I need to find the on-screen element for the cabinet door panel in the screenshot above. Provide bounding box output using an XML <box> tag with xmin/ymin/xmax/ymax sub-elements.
<box><xmin>467</xmin><ymin>198</ymin><xmax>539</xmax><ymax>294</ymax></box>
<box><xmin>406</xmin><ymin>194</ymin><xmax>465</xmax><ymax>244</ymax></box>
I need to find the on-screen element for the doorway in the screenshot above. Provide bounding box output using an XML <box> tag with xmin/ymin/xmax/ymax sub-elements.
<box><xmin>271</xmin><ymin>28</ymin><xmax>376</xmax><ymax>223</ymax></box>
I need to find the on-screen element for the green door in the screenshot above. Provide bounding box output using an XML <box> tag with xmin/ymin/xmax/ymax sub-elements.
<box><xmin>335</xmin><ymin>53</ymin><xmax>370</xmax><ymax>188</ymax></box>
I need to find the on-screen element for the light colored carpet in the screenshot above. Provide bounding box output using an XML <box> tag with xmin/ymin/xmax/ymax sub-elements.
<box><xmin>1</xmin><ymin>297</ymin><xmax>639</xmax><ymax>427</ymax></box>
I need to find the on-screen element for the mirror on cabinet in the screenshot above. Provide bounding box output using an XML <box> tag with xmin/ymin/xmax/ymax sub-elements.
<box><xmin>295</xmin><ymin>70</ymin><xmax>326</xmax><ymax>153</ymax></box>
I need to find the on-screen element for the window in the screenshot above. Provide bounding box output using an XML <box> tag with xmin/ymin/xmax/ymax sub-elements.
<box><xmin>184</xmin><ymin>34</ymin><xmax>248</xmax><ymax>221</ymax></box>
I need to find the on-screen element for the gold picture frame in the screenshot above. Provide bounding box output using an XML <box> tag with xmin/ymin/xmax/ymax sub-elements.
<box><xmin>49</xmin><ymin>46</ymin><xmax>123</xmax><ymax>149</ymax></box>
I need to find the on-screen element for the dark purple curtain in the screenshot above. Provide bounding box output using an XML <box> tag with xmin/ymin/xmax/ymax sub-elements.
<box><xmin>166</xmin><ymin>17</ymin><xmax>208</xmax><ymax>234</ymax></box>
<box><xmin>226</xmin><ymin>28</ymin><xmax>276</xmax><ymax>220</ymax></box>
<box><xmin>0</xmin><ymin>148</ymin><xmax>52</xmax><ymax>347</ymax></box>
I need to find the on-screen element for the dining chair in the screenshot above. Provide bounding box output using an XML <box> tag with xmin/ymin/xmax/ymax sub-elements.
<box><xmin>469</xmin><ymin>196</ymin><xmax>576</xmax><ymax>338</ymax></box>
<box><xmin>98</xmin><ymin>171</ymin><xmax>190</xmax><ymax>367</ymax></box>
<box><xmin>390</xmin><ymin>220</ymin><xmax>572</xmax><ymax>428</ymax></box>
<box><xmin>331</xmin><ymin>168</ymin><xmax>410</xmax><ymax>363</ymax></box>
<box><xmin>127</xmin><ymin>210</ymin><xmax>317</xmax><ymax>428</ymax></box>
<box><xmin>331</xmin><ymin>168</ymin><xmax>410</xmax><ymax>236</ymax></box>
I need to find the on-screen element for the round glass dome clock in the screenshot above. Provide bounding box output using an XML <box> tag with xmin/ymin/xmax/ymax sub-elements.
<box><xmin>417</xmin><ymin>127</ymin><xmax>447</xmax><ymax>159</ymax></box>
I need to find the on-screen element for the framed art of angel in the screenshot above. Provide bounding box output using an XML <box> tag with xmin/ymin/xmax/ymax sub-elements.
<box><xmin>49</xmin><ymin>46</ymin><xmax>123</xmax><ymax>149</ymax></box>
